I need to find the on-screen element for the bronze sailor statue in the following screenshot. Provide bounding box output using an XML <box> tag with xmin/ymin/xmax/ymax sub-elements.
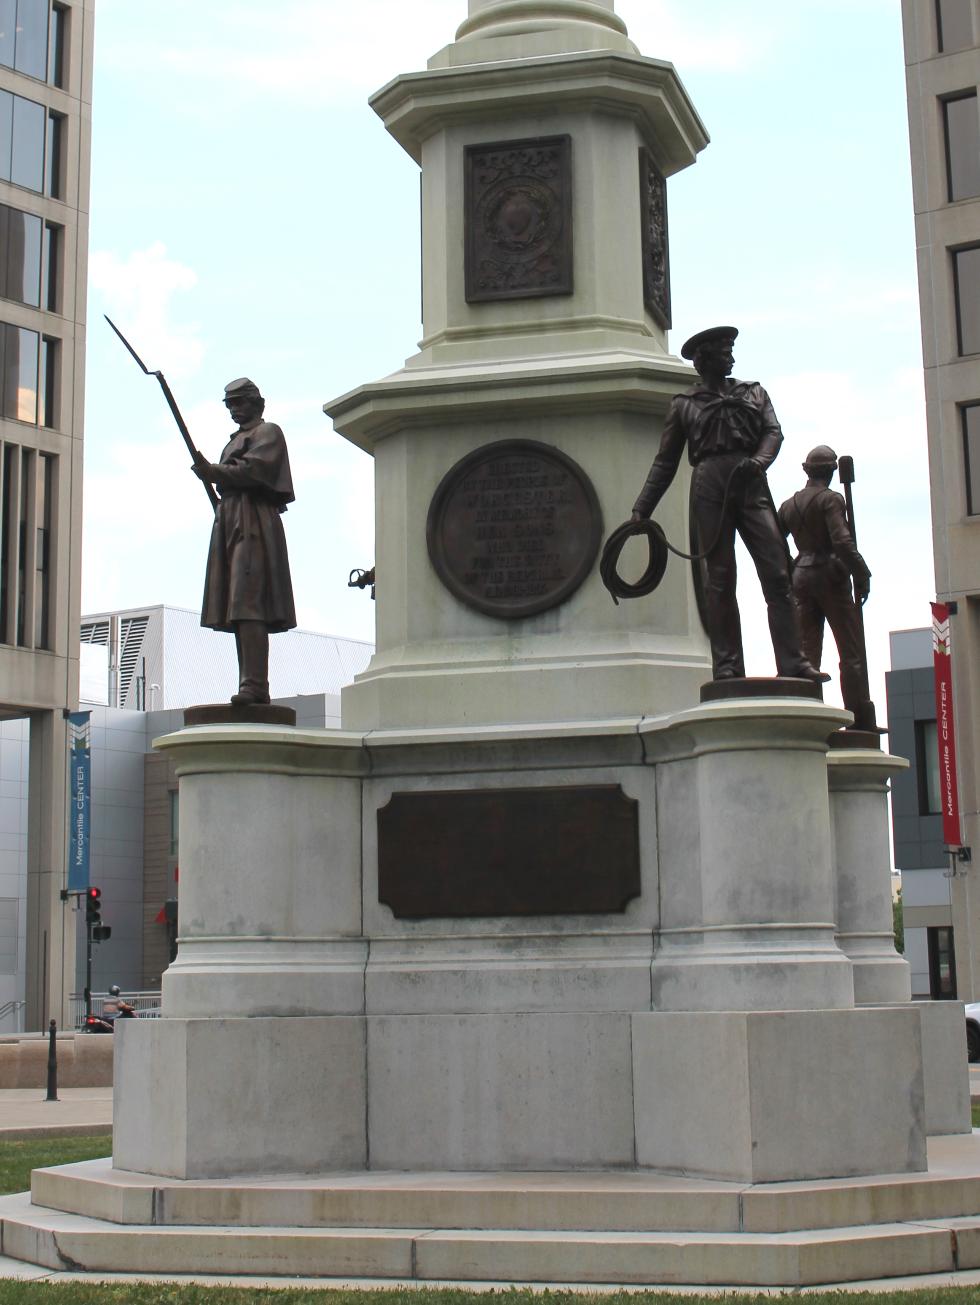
<box><xmin>629</xmin><ymin>325</ymin><xmax>826</xmax><ymax>684</ymax></box>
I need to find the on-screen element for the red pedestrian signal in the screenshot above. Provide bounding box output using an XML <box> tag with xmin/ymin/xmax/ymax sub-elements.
<box><xmin>85</xmin><ymin>887</ymin><xmax>102</xmax><ymax>925</ymax></box>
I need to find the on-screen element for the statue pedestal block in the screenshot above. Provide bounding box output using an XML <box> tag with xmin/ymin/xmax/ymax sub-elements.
<box><xmin>113</xmin><ymin>1017</ymin><xmax>366</xmax><ymax>1180</ymax></box>
<box><xmin>644</xmin><ymin>698</ymin><xmax>855</xmax><ymax>1013</ymax></box>
<box><xmin>107</xmin><ymin>698</ymin><xmax>951</xmax><ymax>1185</ymax></box>
<box><xmin>632</xmin><ymin>1007</ymin><xmax>926</xmax><ymax>1183</ymax></box>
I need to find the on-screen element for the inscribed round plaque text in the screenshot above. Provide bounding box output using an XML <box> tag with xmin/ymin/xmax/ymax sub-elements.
<box><xmin>426</xmin><ymin>440</ymin><xmax>602</xmax><ymax>620</ymax></box>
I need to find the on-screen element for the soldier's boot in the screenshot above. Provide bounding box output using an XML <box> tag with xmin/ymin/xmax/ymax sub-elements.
<box><xmin>232</xmin><ymin>621</ymin><xmax>271</xmax><ymax>705</ymax></box>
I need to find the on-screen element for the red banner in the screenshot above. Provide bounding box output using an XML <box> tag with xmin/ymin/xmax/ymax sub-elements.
<box><xmin>931</xmin><ymin>602</ymin><xmax>962</xmax><ymax>847</ymax></box>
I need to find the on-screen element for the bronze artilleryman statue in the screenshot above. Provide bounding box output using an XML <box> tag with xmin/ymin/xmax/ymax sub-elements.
<box><xmin>630</xmin><ymin>325</ymin><xmax>826</xmax><ymax>682</ymax></box>
<box><xmin>192</xmin><ymin>378</ymin><xmax>297</xmax><ymax>705</ymax></box>
<box><xmin>778</xmin><ymin>446</ymin><xmax>878</xmax><ymax>731</ymax></box>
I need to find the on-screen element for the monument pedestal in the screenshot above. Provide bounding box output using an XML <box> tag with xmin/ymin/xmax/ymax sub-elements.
<box><xmin>112</xmin><ymin>696</ymin><xmax>936</xmax><ymax>1184</ymax></box>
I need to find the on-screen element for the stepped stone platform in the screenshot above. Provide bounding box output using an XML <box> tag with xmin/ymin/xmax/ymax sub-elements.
<box><xmin>3</xmin><ymin>1135</ymin><xmax>980</xmax><ymax>1289</ymax></box>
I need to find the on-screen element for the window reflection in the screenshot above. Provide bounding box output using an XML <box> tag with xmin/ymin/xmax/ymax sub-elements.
<box><xmin>0</xmin><ymin>203</ymin><xmax>42</xmax><ymax>307</ymax></box>
<box><xmin>937</xmin><ymin>0</ymin><xmax>975</xmax><ymax>52</ymax></box>
<box><xmin>0</xmin><ymin>91</ymin><xmax>56</xmax><ymax>195</ymax></box>
<box><xmin>944</xmin><ymin>93</ymin><xmax>980</xmax><ymax>201</ymax></box>
<box><xmin>963</xmin><ymin>404</ymin><xmax>980</xmax><ymax>514</ymax></box>
<box><xmin>10</xmin><ymin>93</ymin><xmax>44</xmax><ymax>191</ymax></box>
<box><xmin>0</xmin><ymin>0</ymin><xmax>15</xmax><ymax>71</ymax></box>
<box><xmin>0</xmin><ymin>321</ymin><xmax>40</xmax><ymax>424</ymax></box>
<box><xmin>954</xmin><ymin>245</ymin><xmax>980</xmax><ymax>354</ymax></box>
<box><xmin>0</xmin><ymin>91</ymin><xmax>12</xmax><ymax>182</ymax></box>
<box><xmin>14</xmin><ymin>0</ymin><xmax>47</xmax><ymax>79</ymax></box>
<box><xmin>0</xmin><ymin>0</ymin><xmax>47</xmax><ymax>79</ymax></box>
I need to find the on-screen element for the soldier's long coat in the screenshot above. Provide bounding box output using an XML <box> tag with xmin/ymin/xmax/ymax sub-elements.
<box><xmin>201</xmin><ymin>418</ymin><xmax>297</xmax><ymax>634</ymax></box>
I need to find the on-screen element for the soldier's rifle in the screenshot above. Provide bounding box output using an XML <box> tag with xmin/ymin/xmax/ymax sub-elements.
<box><xmin>104</xmin><ymin>316</ymin><xmax>219</xmax><ymax>512</ymax></box>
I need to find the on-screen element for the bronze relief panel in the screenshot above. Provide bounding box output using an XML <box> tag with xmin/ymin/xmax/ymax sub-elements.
<box><xmin>465</xmin><ymin>135</ymin><xmax>573</xmax><ymax>302</ymax></box>
<box><xmin>640</xmin><ymin>147</ymin><xmax>671</xmax><ymax>330</ymax></box>
<box><xmin>426</xmin><ymin>439</ymin><xmax>602</xmax><ymax>620</ymax></box>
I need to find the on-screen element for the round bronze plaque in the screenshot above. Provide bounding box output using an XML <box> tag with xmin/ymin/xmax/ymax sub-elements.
<box><xmin>426</xmin><ymin>440</ymin><xmax>602</xmax><ymax>620</ymax></box>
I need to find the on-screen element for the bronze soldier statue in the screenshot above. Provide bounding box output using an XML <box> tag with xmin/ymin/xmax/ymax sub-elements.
<box><xmin>192</xmin><ymin>378</ymin><xmax>297</xmax><ymax>705</ymax></box>
<box><xmin>778</xmin><ymin>446</ymin><xmax>877</xmax><ymax>731</ymax></box>
<box><xmin>631</xmin><ymin>325</ymin><xmax>826</xmax><ymax>682</ymax></box>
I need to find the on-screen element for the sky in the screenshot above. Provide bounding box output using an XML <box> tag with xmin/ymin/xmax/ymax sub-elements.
<box><xmin>83</xmin><ymin>0</ymin><xmax>929</xmax><ymax>717</ymax></box>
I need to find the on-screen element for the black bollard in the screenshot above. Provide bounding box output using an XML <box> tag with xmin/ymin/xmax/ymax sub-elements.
<box><xmin>45</xmin><ymin>1019</ymin><xmax>58</xmax><ymax>1102</ymax></box>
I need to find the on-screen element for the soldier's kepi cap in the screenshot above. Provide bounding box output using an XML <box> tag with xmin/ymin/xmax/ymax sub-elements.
<box><xmin>680</xmin><ymin>325</ymin><xmax>738</xmax><ymax>361</ymax></box>
<box><xmin>223</xmin><ymin>377</ymin><xmax>262</xmax><ymax>402</ymax></box>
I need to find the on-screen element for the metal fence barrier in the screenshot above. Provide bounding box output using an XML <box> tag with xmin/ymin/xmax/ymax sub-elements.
<box><xmin>68</xmin><ymin>990</ymin><xmax>162</xmax><ymax>1026</ymax></box>
<box><xmin>0</xmin><ymin>999</ymin><xmax>26</xmax><ymax>1033</ymax></box>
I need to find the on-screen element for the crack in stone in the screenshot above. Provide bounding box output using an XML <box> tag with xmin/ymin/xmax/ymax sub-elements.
<box><xmin>51</xmin><ymin>1233</ymin><xmax>86</xmax><ymax>1274</ymax></box>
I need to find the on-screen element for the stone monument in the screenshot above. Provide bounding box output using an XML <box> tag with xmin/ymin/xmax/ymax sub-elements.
<box><xmin>2</xmin><ymin>0</ymin><xmax>975</xmax><ymax>1290</ymax></box>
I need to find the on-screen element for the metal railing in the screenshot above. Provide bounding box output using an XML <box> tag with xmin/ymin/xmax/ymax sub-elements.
<box><xmin>0</xmin><ymin>1000</ymin><xmax>25</xmax><ymax>1033</ymax></box>
<box><xmin>68</xmin><ymin>990</ymin><xmax>162</xmax><ymax>1026</ymax></box>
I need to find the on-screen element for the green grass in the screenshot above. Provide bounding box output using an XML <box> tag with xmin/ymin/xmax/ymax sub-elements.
<box><xmin>972</xmin><ymin>1100</ymin><xmax>980</xmax><ymax>1128</ymax></box>
<box><xmin>2</xmin><ymin>1288</ymin><xmax>980</xmax><ymax>1305</ymax></box>
<box><xmin>0</xmin><ymin>1132</ymin><xmax>111</xmax><ymax>1198</ymax></box>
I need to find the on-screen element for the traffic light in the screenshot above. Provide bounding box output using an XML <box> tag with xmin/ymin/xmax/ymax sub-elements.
<box><xmin>85</xmin><ymin>887</ymin><xmax>111</xmax><ymax>942</ymax></box>
<box><xmin>85</xmin><ymin>887</ymin><xmax>102</xmax><ymax>925</ymax></box>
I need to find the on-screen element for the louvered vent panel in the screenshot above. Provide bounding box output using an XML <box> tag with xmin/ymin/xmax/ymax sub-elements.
<box><xmin>80</xmin><ymin>621</ymin><xmax>110</xmax><ymax>645</ymax></box>
<box><xmin>118</xmin><ymin>616</ymin><xmax>149</xmax><ymax>705</ymax></box>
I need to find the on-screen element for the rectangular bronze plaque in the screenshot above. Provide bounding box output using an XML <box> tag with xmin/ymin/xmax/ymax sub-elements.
<box><xmin>377</xmin><ymin>785</ymin><xmax>640</xmax><ymax>918</ymax></box>
<box><xmin>639</xmin><ymin>147</ymin><xmax>671</xmax><ymax>330</ymax></box>
<box><xmin>465</xmin><ymin>135</ymin><xmax>573</xmax><ymax>303</ymax></box>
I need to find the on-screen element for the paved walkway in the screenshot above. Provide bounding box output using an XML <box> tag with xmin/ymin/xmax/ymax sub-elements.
<box><xmin>0</xmin><ymin>1088</ymin><xmax>112</xmax><ymax>1139</ymax></box>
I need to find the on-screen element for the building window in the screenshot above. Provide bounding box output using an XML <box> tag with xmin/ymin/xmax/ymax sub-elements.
<box><xmin>41</xmin><ymin>221</ymin><xmax>59</xmax><ymax>312</ymax></box>
<box><xmin>0</xmin><ymin>444</ymin><xmax>11</xmax><ymax>642</ymax></box>
<box><xmin>0</xmin><ymin>0</ymin><xmax>48</xmax><ymax>81</ymax></box>
<box><xmin>915</xmin><ymin>718</ymin><xmax>942</xmax><ymax>815</ymax></box>
<box><xmin>6</xmin><ymin>90</ymin><xmax>44</xmax><ymax>192</ymax></box>
<box><xmin>963</xmin><ymin>403</ymin><xmax>980</xmax><ymax>513</ymax></box>
<box><xmin>0</xmin><ymin>90</ymin><xmax>60</xmax><ymax>196</ymax></box>
<box><xmin>0</xmin><ymin>202</ymin><xmax>41</xmax><ymax>307</ymax></box>
<box><xmin>0</xmin><ymin>321</ymin><xmax>39</xmax><ymax>423</ymax></box>
<box><xmin>168</xmin><ymin>790</ymin><xmax>179</xmax><ymax>857</ymax></box>
<box><xmin>954</xmin><ymin>245</ymin><xmax>980</xmax><ymax>354</ymax></box>
<box><xmin>927</xmin><ymin>925</ymin><xmax>957</xmax><ymax>999</ymax></box>
<box><xmin>44</xmin><ymin>110</ymin><xmax>61</xmax><ymax>198</ymax></box>
<box><xmin>0</xmin><ymin>441</ymin><xmax>57</xmax><ymax>648</ymax></box>
<box><xmin>34</xmin><ymin>450</ymin><xmax>52</xmax><ymax>647</ymax></box>
<box><xmin>937</xmin><ymin>0</ymin><xmax>975</xmax><ymax>52</ymax></box>
<box><xmin>944</xmin><ymin>93</ymin><xmax>980</xmax><ymax>201</ymax></box>
<box><xmin>49</xmin><ymin>3</ymin><xmax>66</xmax><ymax>88</ymax></box>
<box><xmin>39</xmin><ymin>334</ymin><xmax>57</xmax><ymax>428</ymax></box>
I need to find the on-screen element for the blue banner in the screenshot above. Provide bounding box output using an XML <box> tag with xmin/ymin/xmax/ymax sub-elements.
<box><xmin>67</xmin><ymin>711</ymin><xmax>91</xmax><ymax>892</ymax></box>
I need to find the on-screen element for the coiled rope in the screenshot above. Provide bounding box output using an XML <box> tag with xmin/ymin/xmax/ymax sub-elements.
<box><xmin>599</xmin><ymin>463</ymin><xmax>748</xmax><ymax>605</ymax></box>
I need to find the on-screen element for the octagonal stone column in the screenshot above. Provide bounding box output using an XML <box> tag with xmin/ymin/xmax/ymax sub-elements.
<box><xmin>827</xmin><ymin>744</ymin><xmax>913</xmax><ymax>1005</ymax></box>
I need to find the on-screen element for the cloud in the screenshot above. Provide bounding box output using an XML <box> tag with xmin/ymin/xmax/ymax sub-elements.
<box><xmin>89</xmin><ymin>242</ymin><xmax>205</xmax><ymax>381</ymax></box>
<box><xmin>618</xmin><ymin>0</ymin><xmax>772</xmax><ymax>72</ymax></box>
<box><xmin>97</xmin><ymin>0</ymin><xmax>766</xmax><ymax>111</ymax></box>
<box><xmin>99</xmin><ymin>0</ymin><xmax>460</xmax><ymax>108</ymax></box>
